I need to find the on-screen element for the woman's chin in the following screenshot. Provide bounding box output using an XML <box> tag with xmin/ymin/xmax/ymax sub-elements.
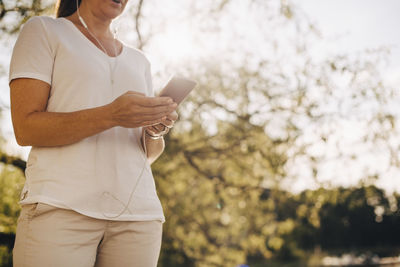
<box><xmin>102</xmin><ymin>9</ymin><xmax>123</xmax><ymax>20</ymax></box>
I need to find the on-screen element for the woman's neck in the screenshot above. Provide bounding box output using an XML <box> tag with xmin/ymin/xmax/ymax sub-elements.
<box><xmin>72</xmin><ymin>4</ymin><xmax>114</xmax><ymax>39</ymax></box>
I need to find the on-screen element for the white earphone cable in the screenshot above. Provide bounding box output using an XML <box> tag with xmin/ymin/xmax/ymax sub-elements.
<box><xmin>76</xmin><ymin>0</ymin><xmax>149</xmax><ymax>219</ymax></box>
<box><xmin>76</xmin><ymin>0</ymin><xmax>118</xmax><ymax>84</ymax></box>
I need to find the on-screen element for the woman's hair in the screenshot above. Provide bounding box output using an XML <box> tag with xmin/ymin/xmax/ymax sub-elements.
<box><xmin>55</xmin><ymin>0</ymin><xmax>82</xmax><ymax>18</ymax></box>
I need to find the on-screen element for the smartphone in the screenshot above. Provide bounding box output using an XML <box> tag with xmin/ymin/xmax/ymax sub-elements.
<box><xmin>158</xmin><ymin>76</ymin><xmax>197</xmax><ymax>105</ymax></box>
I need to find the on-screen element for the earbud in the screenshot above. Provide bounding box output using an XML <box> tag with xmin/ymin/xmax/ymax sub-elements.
<box><xmin>79</xmin><ymin>16</ymin><xmax>88</xmax><ymax>29</ymax></box>
<box><xmin>76</xmin><ymin>0</ymin><xmax>88</xmax><ymax>29</ymax></box>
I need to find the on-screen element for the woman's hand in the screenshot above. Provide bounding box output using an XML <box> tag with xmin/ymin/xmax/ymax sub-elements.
<box><xmin>144</xmin><ymin>111</ymin><xmax>179</xmax><ymax>139</ymax></box>
<box><xmin>109</xmin><ymin>91</ymin><xmax>177</xmax><ymax>128</ymax></box>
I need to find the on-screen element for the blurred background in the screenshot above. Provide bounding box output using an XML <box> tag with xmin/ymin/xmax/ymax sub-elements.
<box><xmin>0</xmin><ymin>0</ymin><xmax>400</xmax><ymax>266</ymax></box>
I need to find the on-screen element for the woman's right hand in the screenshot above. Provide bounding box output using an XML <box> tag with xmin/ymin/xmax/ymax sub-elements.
<box><xmin>109</xmin><ymin>91</ymin><xmax>177</xmax><ymax>128</ymax></box>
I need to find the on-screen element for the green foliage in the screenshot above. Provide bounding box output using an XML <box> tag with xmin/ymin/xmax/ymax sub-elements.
<box><xmin>0</xmin><ymin>245</ymin><xmax>11</xmax><ymax>267</ymax></box>
<box><xmin>0</xmin><ymin>164</ymin><xmax>24</xmax><ymax>234</ymax></box>
<box><xmin>155</xmin><ymin>163</ymin><xmax>400</xmax><ymax>266</ymax></box>
<box><xmin>154</xmin><ymin>119</ymin><xmax>285</xmax><ymax>266</ymax></box>
<box><xmin>271</xmin><ymin>186</ymin><xmax>400</xmax><ymax>262</ymax></box>
<box><xmin>0</xmin><ymin>0</ymin><xmax>54</xmax><ymax>34</ymax></box>
<box><xmin>0</xmin><ymin>164</ymin><xmax>24</xmax><ymax>267</ymax></box>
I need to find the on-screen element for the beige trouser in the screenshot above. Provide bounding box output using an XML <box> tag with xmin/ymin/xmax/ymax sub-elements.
<box><xmin>13</xmin><ymin>203</ymin><xmax>163</xmax><ymax>267</ymax></box>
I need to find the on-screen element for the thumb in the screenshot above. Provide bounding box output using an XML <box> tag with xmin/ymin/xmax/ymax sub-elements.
<box><xmin>124</xmin><ymin>91</ymin><xmax>146</xmax><ymax>97</ymax></box>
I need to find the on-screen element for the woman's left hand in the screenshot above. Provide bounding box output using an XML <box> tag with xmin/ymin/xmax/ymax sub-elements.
<box><xmin>144</xmin><ymin>111</ymin><xmax>178</xmax><ymax>139</ymax></box>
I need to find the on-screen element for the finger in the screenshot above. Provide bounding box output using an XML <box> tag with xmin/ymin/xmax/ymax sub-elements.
<box><xmin>132</xmin><ymin>95</ymin><xmax>174</xmax><ymax>107</ymax></box>
<box><xmin>141</xmin><ymin>117</ymin><xmax>168</xmax><ymax>127</ymax></box>
<box><xmin>160</xmin><ymin>127</ymin><xmax>169</xmax><ymax>135</ymax></box>
<box><xmin>145</xmin><ymin>127</ymin><xmax>159</xmax><ymax>136</ymax></box>
<box><xmin>149</xmin><ymin>125</ymin><xmax>161</xmax><ymax>133</ymax></box>
<box><xmin>166</xmin><ymin>111</ymin><xmax>179</xmax><ymax>121</ymax></box>
<box><xmin>122</xmin><ymin>92</ymin><xmax>173</xmax><ymax>107</ymax></box>
<box><xmin>125</xmin><ymin>91</ymin><xmax>145</xmax><ymax>96</ymax></box>
<box><xmin>138</xmin><ymin>103</ymin><xmax>177</xmax><ymax>116</ymax></box>
<box><xmin>153</xmin><ymin>126</ymin><xmax>169</xmax><ymax>135</ymax></box>
<box><xmin>139</xmin><ymin>114</ymin><xmax>168</xmax><ymax>124</ymax></box>
<box><xmin>152</xmin><ymin>124</ymin><xmax>166</xmax><ymax>132</ymax></box>
<box><xmin>149</xmin><ymin>126</ymin><xmax>159</xmax><ymax>134</ymax></box>
<box><xmin>136</xmin><ymin>111</ymin><xmax>176</xmax><ymax>124</ymax></box>
<box><xmin>160</xmin><ymin>119</ymin><xmax>174</xmax><ymax>128</ymax></box>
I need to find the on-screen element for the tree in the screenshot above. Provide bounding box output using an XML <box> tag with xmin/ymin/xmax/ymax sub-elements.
<box><xmin>0</xmin><ymin>0</ymin><xmax>53</xmax><ymax>33</ymax></box>
<box><xmin>0</xmin><ymin>162</ymin><xmax>25</xmax><ymax>267</ymax></box>
<box><xmin>143</xmin><ymin>0</ymin><xmax>399</xmax><ymax>265</ymax></box>
<box><xmin>1</xmin><ymin>0</ymin><xmax>399</xmax><ymax>266</ymax></box>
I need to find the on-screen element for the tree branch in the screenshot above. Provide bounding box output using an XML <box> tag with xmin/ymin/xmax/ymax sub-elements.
<box><xmin>0</xmin><ymin>152</ymin><xmax>26</xmax><ymax>172</ymax></box>
<box><xmin>135</xmin><ymin>0</ymin><xmax>144</xmax><ymax>49</ymax></box>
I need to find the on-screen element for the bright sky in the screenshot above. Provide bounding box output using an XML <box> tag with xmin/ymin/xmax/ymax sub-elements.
<box><xmin>297</xmin><ymin>0</ymin><xmax>400</xmax><ymax>85</ymax></box>
<box><xmin>1</xmin><ymin>0</ymin><xmax>400</xmax><ymax>193</ymax></box>
<box><xmin>289</xmin><ymin>0</ymin><xmax>400</xmax><ymax>193</ymax></box>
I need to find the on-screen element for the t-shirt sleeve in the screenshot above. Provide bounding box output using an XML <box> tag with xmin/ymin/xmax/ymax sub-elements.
<box><xmin>144</xmin><ymin>59</ymin><xmax>154</xmax><ymax>97</ymax></box>
<box><xmin>9</xmin><ymin>16</ymin><xmax>55</xmax><ymax>85</ymax></box>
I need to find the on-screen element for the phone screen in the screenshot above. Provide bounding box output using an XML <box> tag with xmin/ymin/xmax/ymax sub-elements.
<box><xmin>158</xmin><ymin>76</ymin><xmax>197</xmax><ymax>105</ymax></box>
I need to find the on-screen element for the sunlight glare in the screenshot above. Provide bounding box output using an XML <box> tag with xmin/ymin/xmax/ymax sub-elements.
<box><xmin>149</xmin><ymin>23</ymin><xmax>201</xmax><ymax>66</ymax></box>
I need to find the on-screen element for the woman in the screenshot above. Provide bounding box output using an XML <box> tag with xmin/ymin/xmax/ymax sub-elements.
<box><xmin>9</xmin><ymin>0</ymin><xmax>178</xmax><ymax>266</ymax></box>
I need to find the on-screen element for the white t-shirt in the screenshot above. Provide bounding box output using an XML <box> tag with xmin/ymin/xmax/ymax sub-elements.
<box><xmin>9</xmin><ymin>16</ymin><xmax>165</xmax><ymax>222</ymax></box>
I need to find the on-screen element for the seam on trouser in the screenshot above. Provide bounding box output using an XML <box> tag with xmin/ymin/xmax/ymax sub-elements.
<box><xmin>97</xmin><ymin>220</ymin><xmax>109</xmax><ymax>253</ymax></box>
<box><xmin>23</xmin><ymin>203</ymin><xmax>38</xmax><ymax>267</ymax></box>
